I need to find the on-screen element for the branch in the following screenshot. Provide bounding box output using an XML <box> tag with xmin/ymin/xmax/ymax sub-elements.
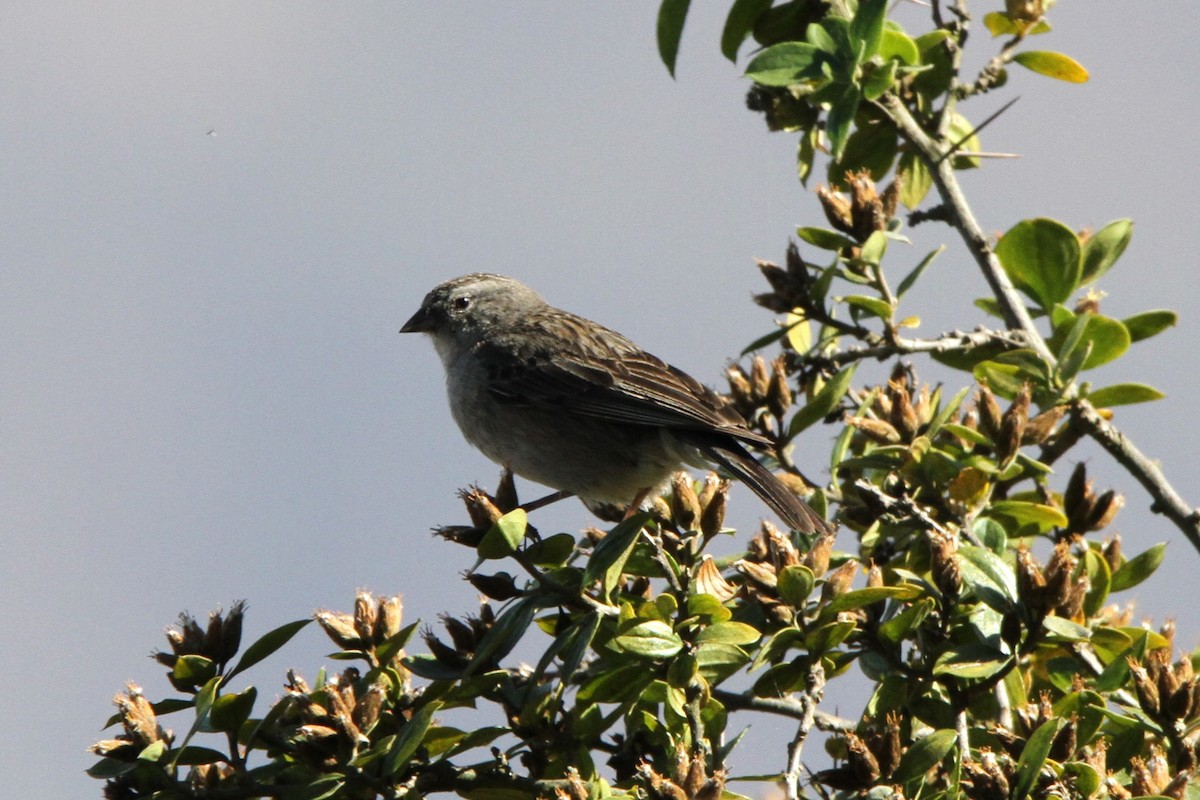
<box><xmin>712</xmin><ymin>689</ymin><xmax>854</xmax><ymax>732</ymax></box>
<box><xmin>819</xmin><ymin>327</ymin><xmax>1026</xmax><ymax>366</ymax></box>
<box><xmin>784</xmin><ymin>662</ymin><xmax>826</xmax><ymax>800</ymax></box>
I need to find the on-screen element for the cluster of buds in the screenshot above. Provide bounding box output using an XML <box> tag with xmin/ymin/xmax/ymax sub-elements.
<box><xmin>734</xmin><ymin>522</ymin><xmax>842</xmax><ymax>624</ymax></box>
<box><xmin>753</xmin><ymin>242</ymin><xmax>813</xmax><ymax>315</ymax></box>
<box><xmin>816</xmin><ymin>170</ymin><xmax>900</xmax><ymax>246</ymax></box>
<box><xmin>829</xmin><ymin>713</ymin><xmax>905</xmax><ymax>790</ymax></box>
<box><xmin>1013</xmin><ymin>692</ymin><xmax>1080</xmax><ymax>762</ymax></box>
<box><xmin>314</xmin><ymin>591</ymin><xmax>405</xmax><ymax>669</ymax></box>
<box><xmin>637</xmin><ymin>747</ymin><xmax>725</xmax><ymax>800</ymax></box>
<box><xmin>1063</xmin><ymin>462</ymin><xmax>1124</xmax><ymax>537</ymax></box>
<box><xmin>275</xmin><ymin>667</ymin><xmax>388</xmax><ymax>767</ymax></box>
<box><xmin>1014</xmin><ymin>542</ymin><xmax>1089</xmax><ymax>621</ymax></box>
<box><xmin>847</xmin><ymin>368</ymin><xmax>936</xmax><ymax>446</ymax></box>
<box><xmin>1128</xmin><ymin>647</ymin><xmax>1200</xmax><ymax>736</ymax></box>
<box><xmin>665</xmin><ymin>471</ymin><xmax>729</xmax><ymax>541</ymax></box>
<box><xmin>1126</xmin><ymin>745</ymin><xmax>1191</xmax><ymax>799</ymax></box>
<box><xmin>153</xmin><ymin>600</ymin><xmax>245</xmax><ymax>693</ymax></box>
<box><xmin>961</xmin><ymin>750</ymin><xmax>1015</xmax><ymax>800</ymax></box>
<box><xmin>725</xmin><ymin>354</ymin><xmax>796</xmax><ymax>437</ymax></box>
<box><xmin>970</xmin><ymin>384</ymin><xmax>1065</xmax><ymax>465</ymax></box>
<box><xmin>90</xmin><ymin>683</ymin><xmax>173</xmax><ymax>763</ymax></box>
<box><xmin>438</xmin><ymin>470</ymin><xmax>524</xmax><ymax>547</ymax></box>
<box><xmin>421</xmin><ymin>603</ymin><xmax>497</xmax><ymax>672</ymax></box>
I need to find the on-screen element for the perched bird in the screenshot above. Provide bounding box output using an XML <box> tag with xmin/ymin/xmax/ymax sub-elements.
<box><xmin>401</xmin><ymin>273</ymin><xmax>832</xmax><ymax>534</ymax></box>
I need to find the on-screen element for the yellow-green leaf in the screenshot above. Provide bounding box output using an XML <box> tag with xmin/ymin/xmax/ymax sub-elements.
<box><xmin>1013</xmin><ymin>50</ymin><xmax>1089</xmax><ymax>83</ymax></box>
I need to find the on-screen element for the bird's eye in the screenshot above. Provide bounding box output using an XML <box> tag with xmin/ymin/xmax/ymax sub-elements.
<box><xmin>451</xmin><ymin>295</ymin><xmax>472</xmax><ymax>312</ymax></box>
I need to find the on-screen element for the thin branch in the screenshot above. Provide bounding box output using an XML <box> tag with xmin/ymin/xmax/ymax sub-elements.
<box><xmin>819</xmin><ymin>327</ymin><xmax>1026</xmax><ymax>366</ymax></box>
<box><xmin>712</xmin><ymin>689</ymin><xmax>854</xmax><ymax>732</ymax></box>
<box><xmin>784</xmin><ymin>662</ymin><xmax>827</xmax><ymax>800</ymax></box>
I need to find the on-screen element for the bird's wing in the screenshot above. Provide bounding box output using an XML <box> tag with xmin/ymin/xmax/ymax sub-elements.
<box><xmin>477</xmin><ymin>311</ymin><xmax>769</xmax><ymax>446</ymax></box>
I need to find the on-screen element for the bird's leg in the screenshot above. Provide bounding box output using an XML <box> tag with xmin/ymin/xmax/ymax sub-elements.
<box><xmin>520</xmin><ymin>489</ymin><xmax>574</xmax><ymax>514</ymax></box>
<box><xmin>622</xmin><ymin>487</ymin><xmax>654</xmax><ymax>520</ymax></box>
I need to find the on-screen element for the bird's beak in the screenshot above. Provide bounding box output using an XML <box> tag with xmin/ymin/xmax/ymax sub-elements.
<box><xmin>400</xmin><ymin>306</ymin><xmax>432</xmax><ymax>334</ymax></box>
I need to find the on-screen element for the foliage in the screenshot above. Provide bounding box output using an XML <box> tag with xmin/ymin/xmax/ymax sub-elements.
<box><xmin>92</xmin><ymin>2</ymin><xmax>1199</xmax><ymax>799</ymax></box>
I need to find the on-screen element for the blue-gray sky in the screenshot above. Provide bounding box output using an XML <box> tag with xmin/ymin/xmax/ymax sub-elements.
<box><xmin>3</xmin><ymin>3</ymin><xmax>1198</xmax><ymax>796</ymax></box>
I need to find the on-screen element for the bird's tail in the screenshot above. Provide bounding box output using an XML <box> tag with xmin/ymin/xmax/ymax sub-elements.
<box><xmin>703</xmin><ymin>443</ymin><xmax>834</xmax><ymax>535</ymax></box>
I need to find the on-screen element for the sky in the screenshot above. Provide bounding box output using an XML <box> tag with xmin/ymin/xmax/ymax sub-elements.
<box><xmin>2</xmin><ymin>3</ymin><xmax>1198</xmax><ymax>796</ymax></box>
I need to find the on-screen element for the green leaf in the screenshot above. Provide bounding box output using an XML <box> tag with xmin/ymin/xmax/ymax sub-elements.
<box><xmin>1080</xmin><ymin>218</ymin><xmax>1133</xmax><ymax>284</ymax></box>
<box><xmin>226</xmin><ymin>619</ymin><xmax>311</xmax><ymax>681</ymax></box>
<box><xmin>892</xmin><ymin>728</ymin><xmax>957</xmax><ymax>784</ymax></box>
<box><xmin>1013</xmin><ymin>717</ymin><xmax>1066</xmax><ymax>800</ymax></box>
<box><xmin>859</xmin><ymin>230</ymin><xmax>889</xmax><ymax>266</ymax></box>
<box><xmin>1122</xmin><ymin>309</ymin><xmax>1177</xmax><ymax>343</ymax></box>
<box><xmin>826</xmin><ymin>585</ymin><xmax>922</xmax><ymax>613</ymax></box>
<box><xmin>657</xmin><ymin>0</ymin><xmax>692</xmax><ymax>78</ymax></box>
<box><xmin>466</xmin><ymin>596</ymin><xmax>537</xmax><ymax>674</ymax></box>
<box><xmin>1042</xmin><ymin>616</ymin><xmax>1091</xmax><ymax>642</ymax></box>
<box><xmin>850</xmin><ymin>0</ymin><xmax>888</xmax><ymax>62</ymax></box>
<box><xmin>842</xmin><ymin>294</ymin><xmax>892</xmax><ymax>320</ymax></box>
<box><xmin>983</xmin><ymin>12</ymin><xmax>1051</xmax><ymax>37</ymax></box>
<box><xmin>995</xmin><ymin>218</ymin><xmax>1081</xmax><ymax>310</ymax></box>
<box><xmin>687</xmin><ymin>593</ymin><xmax>733</xmax><ymax>624</ymax></box>
<box><xmin>1109</xmin><ymin>543</ymin><xmax>1166</xmax><ymax>592</ymax></box>
<box><xmin>209</xmin><ymin>687</ymin><xmax>256</xmax><ymax>734</ymax></box>
<box><xmin>1013</xmin><ymin>50</ymin><xmax>1089</xmax><ymax>83</ymax></box>
<box><xmin>582</xmin><ymin>513</ymin><xmax>646</xmax><ymax>595</ymax></box>
<box><xmin>986</xmin><ymin>501</ymin><xmax>1069</xmax><ymax>531</ymax></box>
<box><xmin>612</xmin><ymin>620</ymin><xmax>684</xmax><ymax>659</ymax></box>
<box><xmin>384</xmin><ymin>701</ymin><xmax>441</xmax><ymax>776</ymax></box>
<box><xmin>946</xmin><ymin>111</ymin><xmax>981</xmax><ymax>168</ymax></box>
<box><xmin>524</xmin><ymin>532</ymin><xmax>576</xmax><ymax>567</ymax></box>
<box><xmin>172</xmin><ymin>745</ymin><xmax>229</xmax><ymax>766</ymax></box>
<box><xmin>958</xmin><ymin>545</ymin><xmax>1018</xmax><ymax>612</ymax></box>
<box><xmin>932</xmin><ymin>644</ymin><xmax>1009</xmax><ymax>678</ymax></box>
<box><xmin>1086</xmin><ymin>383</ymin><xmax>1165</xmax><ymax>407</ymax></box>
<box><xmin>788</xmin><ymin>364</ymin><xmax>857</xmax><ymax>436</ymax></box>
<box><xmin>972</xmin><ymin>361</ymin><xmax>1025</xmax><ymax>398</ymax></box>
<box><xmin>1050</xmin><ymin>312</ymin><xmax>1131</xmax><ymax>370</ymax></box>
<box><xmin>877</xmin><ymin>598</ymin><xmax>935</xmax><ymax>646</ymax></box>
<box><xmin>896</xmin><ymin>245</ymin><xmax>944</xmax><ymax>298</ymax></box>
<box><xmin>879</xmin><ymin>28</ymin><xmax>920</xmax><ymax>65</ymax></box>
<box><xmin>477</xmin><ymin>508</ymin><xmax>528</xmax><ymax>559</ymax></box>
<box><xmin>696</xmin><ymin>621</ymin><xmax>762</xmax><ymax>646</ymax></box>
<box><xmin>825</xmin><ymin>85</ymin><xmax>862</xmax><ymax>160</ymax></box>
<box><xmin>897</xmin><ymin>150</ymin><xmax>932</xmax><ymax>209</ymax></box>
<box><xmin>744</xmin><ymin>41</ymin><xmax>822</xmax><ymax>86</ymax></box>
<box><xmin>721</xmin><ymin>0</ymin><xmax>772</xmax><ymax>62</ymax></box>
<box><xmin>796</xmin><ymin>226</ymin><xmax>855</xmax><ymax>251</ymax></box>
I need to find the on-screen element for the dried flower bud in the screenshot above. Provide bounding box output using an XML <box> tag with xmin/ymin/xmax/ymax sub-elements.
<box><xmin>1102</xmin><ymin>535</ymin><xmax>1122</xmax><ymax>571</ymax></box>
<box><xmin>888</xmin><ymin>380</ymin><xmax>919</xmax><ymax>439</ymax></box>
<box><xmin>114</xmin><ymin>683</ymin><xmax>165</xmax><ymax>748</ymax></box>
<box><xmin>1042</xmin><ymin>541</ymin><xmax>1075</xmax><ymax>611</ymax></box>
<box><xmin>1015</xmin><ymin>547</ymin><xmax>1046</xmax><ymax>611</ymax></box>
<box><xmin>467</xmin><ymin>571</ymin><xmax>522</xmax><ymax>601</ymax></box>
<box><xmin>694</xmin><ymin>773</ymin><xmax>726</xmax><ymax>800</ymax></box>
<box><xmin>494</xmin><ymin>468</ymin><xmax>518</xmax><ymax>512</ymax></box>
<box><xmin>736</xmin><ymin>558</ymin><xmax>779</xmax><ymax>592</ymax></box>
<box><xmin>750</xmin><ymin>356</ymin><xmax>770</xmax><ymax>403</ymax></box>
<box><xmin>1022</xmin><ymin>405</ymin><xmax>1065</xmax><ymax>445</ymax></box>
<box><xmin>767</xmin><ymin>356</ymin><xmax>793</xmax><ymax>421</ymax></box>
<box><xmin>1129</xmin><ymin>659</ymin><xmax>1162</xmax><ymax>717</ymax></box>
<box><xmin>805</xmin><ymin>531</ymin><xmax>835</xmax><ymax>576</ymax></box>
<box><xmin>816</xmin><ymin>184</ymin><xmax>855</xmax><ymax>236</ymax></box>
<box><xmin>699</xmin><ymin>478</ymin><xmax>729</xmax><ymax>539</ymax></box>
<box><xmin>845</xmin><ymin>733</ymin><xmax>882</xmax><ymax>785</ymax></box>
<box><xmin>315</xmin><ymin>610</ymin><xmax>363</xmax><ymax>650</ymax></box>
<box><xmin>848</xmin><ymin>171</ymin><xmax>886</xmax><ymax>242</ymax></box>
<box><xmin>460</xmin><ymin>486</ymin><xmax>503</xmax><ymax>529</ymax></box>
<box><xmin>671</xmin><ymin>472</ymin><xmax>701</xmax><ymax>531</ymax></box>
<box><xmin>354</xmin><ymin>592</ymin><xmax>378</xmax><ymax>643</ymax></box>
<box><xmin>846</xmin><ymin>415</ymin><xmax>901</xmax><ymax>444</ymax></box>
<box><xmin>694</xmin><ymin>555</ymin><xmax>738</xmax><ymax>602</ymax></box>
<box><xmin>977</xmin><ymin>384</ymin><xmax>1003</xmax><ymax>441</ymax></box>
<box><xmin>376</xmin><ymin>595</ymin><xmax>403</xmax><ymax>642</ymax></box>
<box><xmin>929</xmin><ymin>531</ymin><xmax>961</xmax><ymax>599</ymax></box>
<box><xmin>822</xmin><ymin>560</ymin><xmax>858</xmax><ymax>601</ymax></box>
<box><xmin>725</xmin><ymin>365</ymin><xmax>755</xmax><ymax>416</ymax></box>
<box><xmin>1083</xmin><ymin>490</ymin><xmax>1123</xmax><ymax>532</ymax></box>
<box><xmin>997</xmin><ymin>384</ymin><xmax>1030</xmax><ymax>462</ymax></box>
<box><xmin>1006</xmin><ymin>0</ymin><xmax>1046</xmax><ymax>23</ymax></box>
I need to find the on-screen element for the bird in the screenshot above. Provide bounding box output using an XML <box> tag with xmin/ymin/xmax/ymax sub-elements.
<box><xmin>400</xmin><ymin>273</ymin><xmax>832</xmax><ymax>534</ymax></box>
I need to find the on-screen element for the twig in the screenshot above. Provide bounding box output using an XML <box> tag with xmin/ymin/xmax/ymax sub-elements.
<box><xmin>819</xmin><ymin>327</ymin><xmax>1026</xmax><ymax>366</ymax></box>
<box><xmin>784</xmin><ymin>662</ymin><xmax>827</xmax><ymax>800</ymax></box>
<box><xmin>711</xmin><ymin>689</ymin><xmax>854</xmax><ymax>732</ymax></box>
